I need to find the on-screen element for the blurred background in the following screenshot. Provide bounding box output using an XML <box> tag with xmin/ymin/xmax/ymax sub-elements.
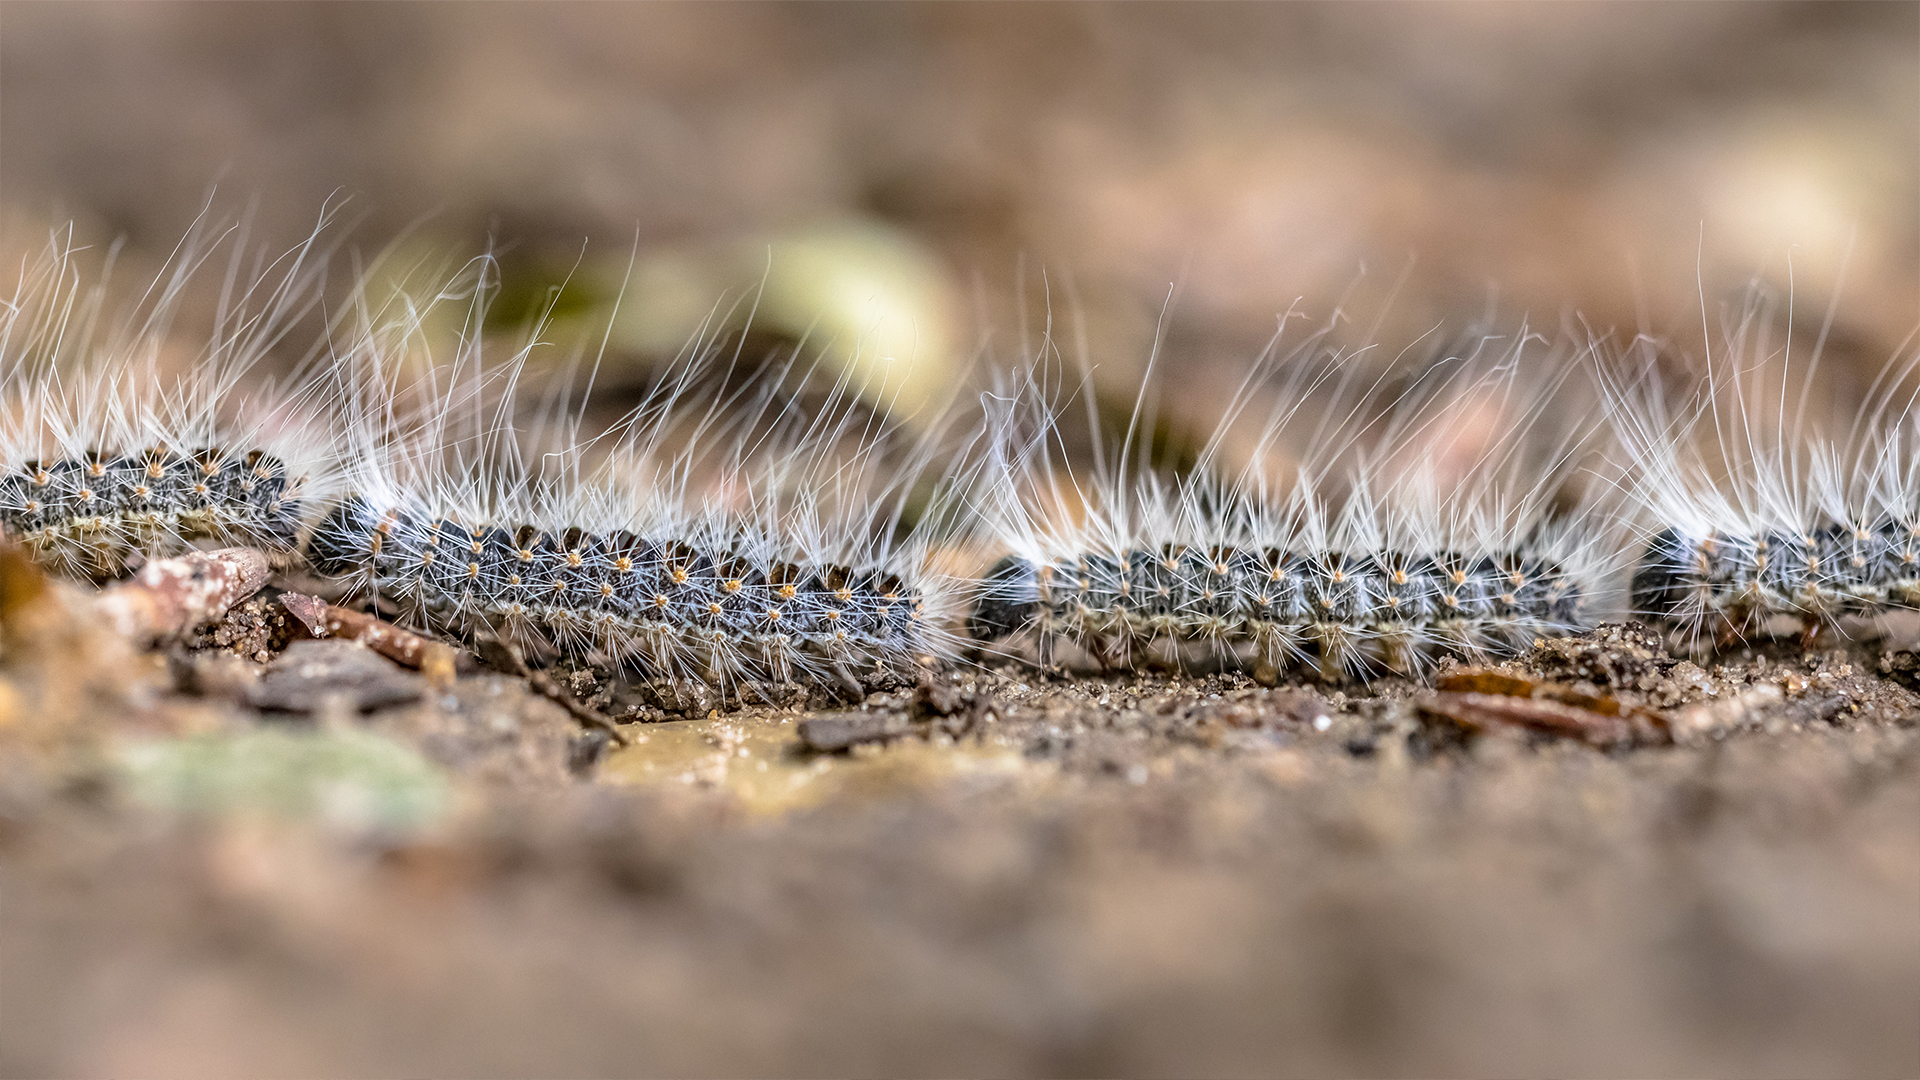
<box><xmin>1</xmin><ymin>7</ymin><xmax>1918</xmax><ymax>1077</ymax></box>
<box><xmin>1</xmin><ymin>1</ymin><xmax>1914</xmax><ymax>434</ymax></box>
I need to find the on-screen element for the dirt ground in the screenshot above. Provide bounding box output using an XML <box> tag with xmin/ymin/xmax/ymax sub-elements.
<box><xmin>1</xmin><ymin>601</ymin><xmax>1915</xmax><ymax>1078</ymax></box>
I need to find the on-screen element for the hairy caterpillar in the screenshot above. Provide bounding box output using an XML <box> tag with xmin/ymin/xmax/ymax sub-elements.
<box><xmin>305</xmin><ymin>254</ymin><xmax>974</xmax><ymax>699</ymax></box>
<box><xmin>968</xmin><ymin>307</ymin><xmax>1628</xmax><ymax>683</ymax></box>
<box><xmin>42</xmin><ymin>197</ymin><xmax>1917</xmax><ymax>706</ymax></box>
<box><xmin>1600</xmin><ymin>282</ymin><xmax>1920</xmax><ymax>651</ymax></box>
<box><xmin>0</xmin><ymin>206</ymin><xmax>343</xmax><ymax>579</ymax></box>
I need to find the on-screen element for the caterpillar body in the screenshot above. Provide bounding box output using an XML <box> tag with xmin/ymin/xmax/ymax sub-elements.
<box><xmin>30</xmin><ymin>202</ymin><xmax>1914</xmax><ymax>702</ymax></box>
<box><xmin>1631</xmin><ymin>514</ymin><xmax>1920</xmax><ymax>642</ymax></box>
<box><xmin>0</xmin><ymin>445</ymin><xmax>306</xmax><ymax>578</ymax></box>
<box><xmin>1602</xmin><ymin>283</ymin><xmax>1920</xmax><ymax>651</ymax></box>
<box><xmin>309</xmin><ymin>498</ymin><xmax>932</xmax><ymax>693</ymax></box>
<box><xmin>972</xmin><ymin>538</ymin><xmax>1586</xmax><ymax>683</ymax></box>
<box><xmin>0</xmin><ymin>209</ymin><xmax>340</xmax><ymax>579</ymax></box>
<box><xmin>969</xmin><ymin>311</ymin><xmax>1625</xmax><ymax>683</ymax></box>
<box><xmin>0</xmin><ymin>212</ymin><xmax>968</xmax><ymax>700</ymax></box>
<box><xmin>307</xmin><ymin>254</ymin><xmax>970</xmax><ymax>698</ymax></box>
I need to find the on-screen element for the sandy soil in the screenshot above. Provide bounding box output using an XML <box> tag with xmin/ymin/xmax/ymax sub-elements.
<box><xmin>2</xmin><ymin>607</ymin><xmax>1915</xmax><ymax>1078</ymax></box>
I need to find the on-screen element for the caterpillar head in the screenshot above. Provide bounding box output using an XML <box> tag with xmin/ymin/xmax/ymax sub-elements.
<box><xmin>308</xmin><ymin>495</ymin><xmax>398</xmax><ymax>577</ymax></box>
<box><xmin>968</xmin><ymin>555</ymin><xmax>1042</xmax><ymax>642</ymax></box>
<box><xmin>1630</xmin><ymin>528</ymin><xmax>1691</xmax><ymax>622</ymax></box>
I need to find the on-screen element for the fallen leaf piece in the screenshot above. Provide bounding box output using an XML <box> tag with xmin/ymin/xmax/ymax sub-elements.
<box><xmin>1424</xmin><ymin>668</ymin><xmax>1670</xmax><ymax>747</ymax></box>
<box><xmin>96</xmin><ymin>548</ymin><xmax>270</xmax><ymax>643</ymax></box>
<box><xmin>1421</xmin><ymin>692</ymin><xmax>1635</xmax><ymax>746</ymax></box>
<box><xmin>1437</xmin><ymin>670</ymin><xmax>1537</xmax><ymax>698</ymax></box>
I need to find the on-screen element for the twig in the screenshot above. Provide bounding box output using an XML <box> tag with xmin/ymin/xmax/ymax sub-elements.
<box><xmin>474</xmin><ymin>637</ymin><xmax>630</xmax><ymax>746</ymax></box>
<box><xmin>281</xmin><ymin>592</ymin><xmax>466</xmax><ymax>688</ymax></box>
<box><xmin>96</xmin><ymin>547</ymin><xmax>269</xmax><ymax>643</ymax></box>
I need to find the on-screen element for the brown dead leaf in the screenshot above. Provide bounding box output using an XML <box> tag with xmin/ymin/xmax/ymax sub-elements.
<box><xmin>1423</xmin><ymin>668</ymin><xmax>1671</xmax><ymax>748</ymax></box>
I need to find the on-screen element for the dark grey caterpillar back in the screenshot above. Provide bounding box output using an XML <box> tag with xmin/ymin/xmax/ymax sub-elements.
<box><xmin>1632</xmin><ymin>514</ymin><xmax>1920</xmax><ymax>642</ymax></box>
<box><xmin>0</xmin><ymin>447</ymin><xmax>304</xmax><ymax>578</ymax></box>
<box><xmin>971</xmin><ymin>542</ymin><xmax>1586</xmax><ymax>682</ymax></box>
<box><xmin>309</xmin><ymin>496</ymin><xmax>933</xmax><ymax>692</ymax></box>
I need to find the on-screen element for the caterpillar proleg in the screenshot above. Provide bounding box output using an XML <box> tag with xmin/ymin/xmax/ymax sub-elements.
<box><xmin>969</xmin><ymin>307</ymin><xmax>1628</xmax><ymax>683</ymax></box>
<box><xmin>306</xmin><ymin>254</ymin><xmax>974</xmax><ymax>700</ymax></box>
<box><xmin>0</xmin><ymin>206</ymin><xmax>343</xmax><ymax>579</ymax></box>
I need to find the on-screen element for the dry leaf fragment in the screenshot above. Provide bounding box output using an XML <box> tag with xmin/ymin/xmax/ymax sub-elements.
<box><xmin>1422</xmin><ymin>668</ymin><xmax>1670</xmax><ymax>748</ymax></box>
